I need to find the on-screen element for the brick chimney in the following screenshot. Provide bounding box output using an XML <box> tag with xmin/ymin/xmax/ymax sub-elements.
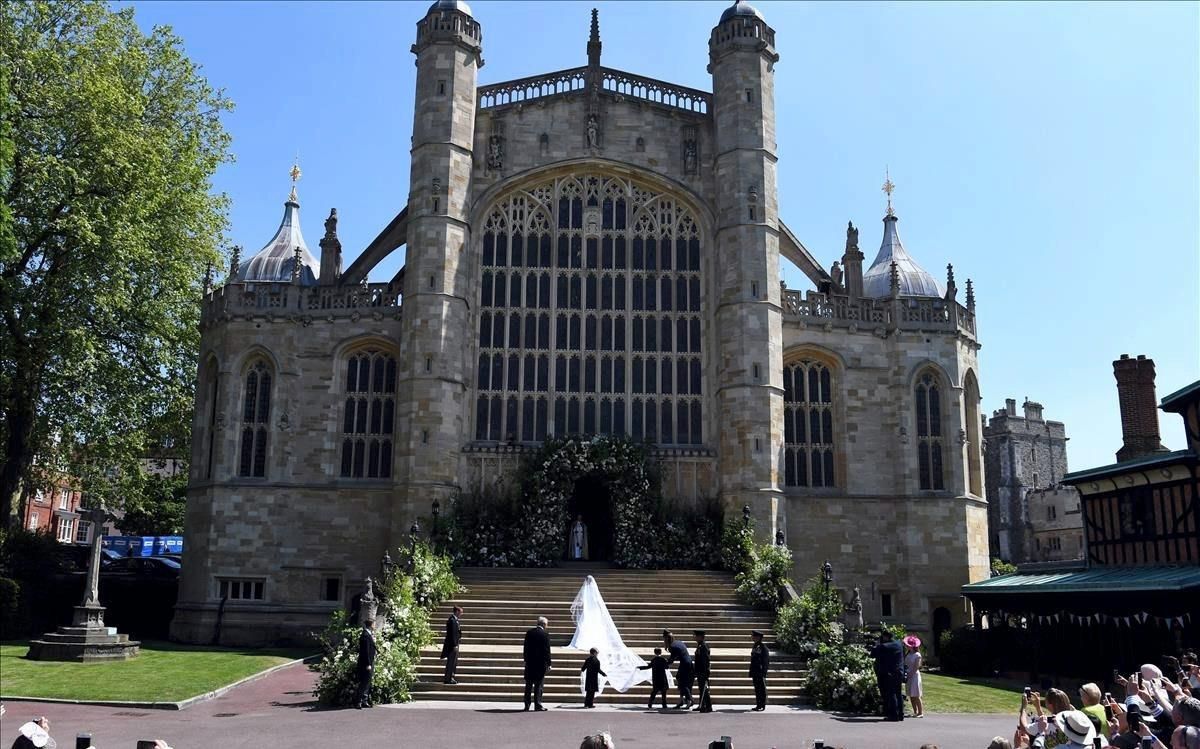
<box><xmin>1113</xmin><ymin>354</ymin><xmax>1167</xmax><ymax>462</ymax></box>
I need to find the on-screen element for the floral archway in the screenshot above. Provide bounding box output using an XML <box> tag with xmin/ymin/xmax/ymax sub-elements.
<box><xmin>516</xmin><ymin>436</ymin><xmax>660</xmax><ymax>568</ymax></box>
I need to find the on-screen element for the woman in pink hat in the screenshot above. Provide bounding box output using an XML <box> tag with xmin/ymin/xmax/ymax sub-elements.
<box><xmin>903</xmin><ymin>634</ymin><xmax>924</xmax><ymax>718</ymax></box>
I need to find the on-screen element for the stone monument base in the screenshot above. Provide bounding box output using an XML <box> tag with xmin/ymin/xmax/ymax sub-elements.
<box><xmin>26</xmin><ymin>604</ymin><xmax>140</xmax><ymax>662</ymax></box>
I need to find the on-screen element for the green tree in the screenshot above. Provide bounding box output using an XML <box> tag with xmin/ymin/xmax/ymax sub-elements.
<box><xmin>0</xmin><ymin>2</ymin><xmax>232</xmax><ymax>524</ymax></box>
<box><xmin>116</xmin><ymin>469</ymin><xmax>188</xmax><ymax>536</ymax></box>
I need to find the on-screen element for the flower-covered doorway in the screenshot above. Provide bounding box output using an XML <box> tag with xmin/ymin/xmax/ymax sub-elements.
<box><xmin>567</xmin><ymin>476</ymin><xmax>615</xmax><ymax>561</ymax></box>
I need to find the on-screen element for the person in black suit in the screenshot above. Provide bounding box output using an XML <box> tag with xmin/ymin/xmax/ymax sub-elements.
<box><xmin>580</xmin><ymin>647</ymin><xmax>607</xmax><ymax>708</ymax></box>
<box><xmin>663</xmin><ymin>629</ymin><xmax>694</xmax><ymax>709</ymax></box>
<box><xmin>522</xmin><ymin>616</ymin><xmax>552</xmax><ymax>711</ymax></box>
<box><xmin>354</xmin><ymin>618</ymin><xmax>377</xmax><ymax>709</ymax></box>
<box><xmin>441</xmin><ymin>605</ymin><xmax>463</xmax><ymax>684</ymax></box>
<box><xmin>870</xmin><ymin>629</ymin><xmax>905</xmax><ymax>721</ymax></box>
<box><xmin>749</xmin><ymin>629</ymin><xmax>771</xmax><ymax>711</ymax></box>
<box><xmin>693</xmin><ymin>629</ymin><xmax>713</xmax><ymax>712</ymax></box>
<box><xmin>637</xmin><ymin>647</ymin><xmax>670</xmax><ymax>709</ymax></box>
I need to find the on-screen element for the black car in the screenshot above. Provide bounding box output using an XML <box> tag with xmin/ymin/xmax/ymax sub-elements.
<box><xmin>103</xmin><ymin>556</ymin><xmax>181</xmax><ymax>579</ymax></box>
<box><xmin>56</xmin><ymin>545</ymin><xmax>124</xmax><ymax>571</ymax></box>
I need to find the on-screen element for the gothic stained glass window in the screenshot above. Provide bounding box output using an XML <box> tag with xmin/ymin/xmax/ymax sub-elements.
<box><xmin>340</xmin><ymin>348</ymin><xmax>397</xmax><ymax>479</ymax></box>
<box><xmin>915</xmin><ymin>370</ymin><xmax>945</xmax><ymax>490</ymax></box>
<box><xmin>238</xmin><ymin>360</ymin><xmax>272</xmax><ymax>478</ymax></box>
<box><xmin>782</xmin><ymin>359</ymin><xmax>836</xmax><ymax>488</ymax></box>
<box><xmin>474</xmin><ymin>175</ymin><xmax>704</xmax><ymax>445</ymax></box>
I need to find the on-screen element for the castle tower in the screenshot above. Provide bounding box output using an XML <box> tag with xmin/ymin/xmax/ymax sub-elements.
<box><xmin>395</xmin><ymin>0</ymin><xmax>483</xmax><ymax>534</ymax></box>
<box><xmin>708</xmin><ymin>1</ymin><xmax>785</xmax><ymax>539</ymax></box>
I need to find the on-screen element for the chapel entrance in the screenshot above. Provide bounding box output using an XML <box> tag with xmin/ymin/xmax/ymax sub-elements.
<box><xmin>567</xmin><ymin>476</ymin><xmax>614</xmax><ymax>561</ymax></box>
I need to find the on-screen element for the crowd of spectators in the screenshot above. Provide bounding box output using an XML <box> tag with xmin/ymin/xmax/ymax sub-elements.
<box><xmin>986</xmin><ymin>651</ymin><xmax>1200</xmax><ymax>748</ymax></box>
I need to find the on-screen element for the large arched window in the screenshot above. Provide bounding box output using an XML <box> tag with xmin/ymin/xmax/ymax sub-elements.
<box><xmin>238</xmin><ymin>359</ymin><xmax>272</xmax><ymax>478</ymax></box>
<box><xmin>202</xmin><ymin>357</ymin><xmax>220</xmax><ymax>480</ymax></box>
<box><xmin>475</xmin><ymin>174</ymin><xmax>704</xmax><ymax>446</ymax></box>
<box><xmin>783</xmin><ymin>358</ymin><xmax>836</xmax><ymax>487</ymax></box>
<box><xmin>341</xmin><ymin>348</ymin><xmax>397</xmax><ymax>479</ymax></box>
<box><xmin>915</xmin><ymin>369</ymin><xmax>945</xmax><ymax>491</ymax></box>
<box><xmin>964</xmin><ymin>370</ymin><xmax>982</xmax><ymax>496</ymax></box>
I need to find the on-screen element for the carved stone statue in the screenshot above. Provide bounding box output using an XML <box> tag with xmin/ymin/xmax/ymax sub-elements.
<box><xmin>683</xmin><ymin>139</ymin><xmax>697</xmax><ymax>173</ymax></box>
<box><xmin>487</xmin><ymin>134</ymin><xmax>503</xmax><ymax>170</ymax></box>
<box><xmin>324</xmin><ymin>208</ymin><xmax>338</xmax><ymax>239</ymax></box>
<box><xmin>830</xmin><ymin>261</ymin><xmax>843</xmax><ymax>289</ymax></box>
<box><xmin>361</xmin><ymin>576</ymin><xmax>378</xmax><ymax>626</ymax></box>
<box><xmin>846</xmin><ymin>586</ymin><xmax>864</xmax><ymax>631</ymax></box>
<box><xmin>846</xmin><ymin>220</ymin><xmax>859</xmax><ymax>250</ymax></box>
<box><xmin>586</xmin><ymin>114</ymin><xmax>600</xmax><ymax>149</ymax></box>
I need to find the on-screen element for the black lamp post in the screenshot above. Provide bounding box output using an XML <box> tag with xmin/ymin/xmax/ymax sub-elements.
<box><xmin>742</xmin><ymin>503</ymin><xmax>752</xmax><ymax>528</ymax></box>
<box><xmin>822</xmin><ymin>560</ymin><xmax>833</xmax><ymax>592</ymax></box>
<box><xmin>775</xmin><ymin>529</ymin><xmax>785</xmax><ymax>546</ymax></box>
<box><xmin>380</xmin><ymin>550</ymin><xmax>396</xmax><ymax>580</ymax></box>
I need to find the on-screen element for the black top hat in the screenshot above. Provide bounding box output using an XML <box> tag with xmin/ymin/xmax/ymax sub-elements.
<box><xmin>693</xmin><ymin>629</ymin><xmax>707</xmax><ymax>637</ymax></box>
<box><xmin>751</xmin><ymin>629</ymin><xmax>764</xmax><ymax>637</ymax></box>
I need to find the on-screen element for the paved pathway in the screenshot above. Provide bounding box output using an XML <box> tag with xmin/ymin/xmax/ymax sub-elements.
<box><xmin>0</xmin><ymin>662</ymin><xmax>1014</xmax><ymax>748</ymax></box>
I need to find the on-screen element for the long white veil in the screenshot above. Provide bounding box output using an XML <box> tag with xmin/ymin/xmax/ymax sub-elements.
<box><xmin>569</xmin><ymin>575</ymin><xmax>672</xmax><ymax>694</ymax></box>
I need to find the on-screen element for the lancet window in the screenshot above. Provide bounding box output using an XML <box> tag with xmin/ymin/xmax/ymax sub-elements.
<box><xmin>340</xmin><ymin>348</ymin><xmax>397</xmax><ymax>479</ymax></box>
<box><xmin>476</xmin><ymin>174</ymin><xmax>704</xmax><ymax>445</ymax></box>
<box><xmin>238</xmin><ymin>360</ymin><xmax>272</xmax><ymax>478</ymax></box>
<box><xmin>783</xmin><ymin>359</ymin><xmax>836</xmax><ymax>487</ymax></box>
<box><xmin>915</xmin><ymin>369</ymin><xmax>945</xmax><ymax>490</ymax></box>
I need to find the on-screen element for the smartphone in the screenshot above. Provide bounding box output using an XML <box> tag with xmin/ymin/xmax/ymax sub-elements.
<box><xmin>1104</xmin><ymin>692</ymin><xmax>1113</xmax><ymax>703</ymax></box>
<box><xmin>1093</xmin><ymin>739</ymin><xmax>1103</xmax><ymax>749</ymax></box>
<box><xmin>1113</xmin><ymin>669</ymin><xmax>1122</xmax><ymax>682</ymax></box>
<box><xmin>1141</xmin><ymin>737</ymin><xmax>1154</xmax><ymax>748</ymax></box>
<box><xmin>1024</xmin><ymin>686</ymin><xmax>1032</xmax><ymax>698</ymax></box>
<box><xmin>1137</xmin><ymin>672</ymin><xmax>1144</xmax><ymax>687</ymax></box>
<box><xmin>1104</xmin><ymin>704</ymin><xmax>1113</xmax><ymax>721</ymax></box>
<box><xmin>1128</xmin><ymin>709</ymin><xmax>1141</xmax><ymax>731</ymax></box>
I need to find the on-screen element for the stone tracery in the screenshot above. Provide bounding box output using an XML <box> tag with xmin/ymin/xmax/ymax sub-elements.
<box><xmin>475</xmin><ymin>173</ymin><xmax>704</xmax><ymax>447</ymax></box>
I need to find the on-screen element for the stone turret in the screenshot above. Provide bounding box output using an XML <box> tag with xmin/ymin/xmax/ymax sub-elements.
<box><xmin>318</xmin><ymin>208</ymin><xmax>342</xmax><ymax>285</ymax></box>
<box><xmin>841</xmin><ymin>221</ymin><xmax>864</xmax><ymax>299</ymax></box>
<box><xmin>395</xmin><ymin>0</ymin><xmax>483</xmax><ymax>538</ymax></box>
<box><xmin>708</xmin><ymin>1</ymin><xmax>784</xmax><ymax>541</ymax></box>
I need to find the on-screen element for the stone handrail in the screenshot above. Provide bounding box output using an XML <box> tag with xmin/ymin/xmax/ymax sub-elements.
<box><xmin>782</xmin><ymin>288</ymin><xmax>977</xmax><ymax>338</ymax></box>
<box><xmin>201</xmin><ymin>282</ymin><xmax>401</xmax><ymax>324</ymax></box>
<box><xmin>478</xmin><ymin>65</ymin><xmax>712</xmax><ymax>115</ymax></box>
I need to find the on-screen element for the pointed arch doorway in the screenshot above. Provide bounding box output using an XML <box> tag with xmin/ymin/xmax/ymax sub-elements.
<box><xmin>567</xmin><ymin>475</ymin><xmax>615</xmax><ymax>561</ymax></box>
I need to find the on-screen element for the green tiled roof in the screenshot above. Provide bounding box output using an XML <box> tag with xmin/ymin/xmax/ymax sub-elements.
<box><xmin>1161</xmin><ymin>379</ymin><xmax>1200</xmax><ymax>412</ymax></box>
<box><xmin>1061</xmin><ymin>449</ymin><xmax>1194</xmax><ymax>484</ymax></box>
<box><xmin>962</xmin><ymin>565</ymin><xmax>1200</xmax><ymax>596</ymax></box>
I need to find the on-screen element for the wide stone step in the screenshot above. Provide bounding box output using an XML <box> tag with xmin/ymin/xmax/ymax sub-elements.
<box><xmin>414</xmin><ymin>671</ymin><xmax>805</xmax><ymax>685</ymax></box>
<box><xmin>406</xmin><ymin>689</ymin><xmax>800</xmax><ymax>705</ymax></box>
<box><xmin>418</xmin><ymin>652</ymin><xmax>804</xmax><ymax>667</ymax></box>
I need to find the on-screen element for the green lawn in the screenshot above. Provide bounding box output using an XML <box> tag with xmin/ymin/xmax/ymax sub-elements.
<box><xmin>920</xmin><ymin>672</ymin><xmax>1025</xmax><ymax>714</ymax></box>
<box><xmin>0</xmin><ymin>640</ymin><xmax>312</xmax><ymax>703</ymax></box>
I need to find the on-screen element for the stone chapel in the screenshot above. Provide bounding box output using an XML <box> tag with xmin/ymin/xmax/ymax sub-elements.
<box><xmin>173</xmin><ymin>0</ymin><xmax>990</xmax><ymax>646</ymax></box>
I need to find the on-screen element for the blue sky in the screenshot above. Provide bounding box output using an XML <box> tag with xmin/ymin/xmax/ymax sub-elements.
<box><xmin>126</xmin><ymin>1</ymin><xmax>1199</xmax><ymax>472</ymax></box>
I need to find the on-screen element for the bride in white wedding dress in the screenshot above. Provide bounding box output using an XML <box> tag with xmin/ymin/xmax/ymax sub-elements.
<box><xmin>568</xmin><ymin>575</ymin><xmax>673</xmax><ymax>695</ymax></box>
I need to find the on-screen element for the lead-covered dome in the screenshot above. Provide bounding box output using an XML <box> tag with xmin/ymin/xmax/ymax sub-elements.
<box><xmin>720</xmin><ymin>0</ymin><xmax>763</xmax><ymax>23</ymax></box>
<box><xmin>861</xmin><ymin>212</ymin><xmax>944</xmax><ymax>299</ymax></box>
<box><xmin>236</xmin><ymin>195</ymin><xmax>320</xmax><ymax>286</ymax></box>
<box><xmin>428</xmin><ymin>0</ymin><xmax>472</xmax><ymax>16</ymax></box>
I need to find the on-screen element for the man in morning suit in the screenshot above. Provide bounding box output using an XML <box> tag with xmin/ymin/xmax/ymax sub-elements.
<box><xmin>870</xmin><ymin>629</ymin><xmax>905</xmax><ymax>721</ymax></box>
<box><xmin>693</xmin><ymin>629</ymin><xmax>713</xmax><ymax>712</ymax></box>
<box><xmin>441</xmin><ymin>605</ymin><xmax>463</xmax><ymax>684</ymax></box>
<box><xmin>749</xmin><ymin>629</ymin><xmax>771</xmax><ymax>711</ymax></box>
<box><xmin>523</xmin><ymin>616</ymin><xmax>552</xmax><ymax>711</ymax></box>
<box><xmin>663</xmin><ymin>629</ymin><xmax>694</xmax><ymax>709</ymax></box>
<box><xmin>354</xmin><ymin>617</ymin><xmax>377</xmax><ymax>709</ymax></box>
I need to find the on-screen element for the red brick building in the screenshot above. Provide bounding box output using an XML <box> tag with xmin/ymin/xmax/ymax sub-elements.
<box><xmin>20</xmin><ymin>477</ymin><xmax>93</xmax><ymax>544</ymax></box>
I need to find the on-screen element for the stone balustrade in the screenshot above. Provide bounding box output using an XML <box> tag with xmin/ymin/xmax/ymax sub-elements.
<box><xmin>478</xmin><ymin>65</ymin><xmax>712</xmax><ymax>115</ymax></box>
<box><xmin>782</xmin><ymin>288</ymin><xmax>977</xmax><ymax>338</ymax></box>
<box><xmin>200</xmin><ymin>282</ymin><xmax>402</xmax><ymax>326</ymax></box>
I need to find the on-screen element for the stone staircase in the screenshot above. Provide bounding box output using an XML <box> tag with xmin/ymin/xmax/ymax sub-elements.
<box><xmin>413</xmin><ymin>565</ymin><xmax>805</xmax><ymax>706</ymax></box>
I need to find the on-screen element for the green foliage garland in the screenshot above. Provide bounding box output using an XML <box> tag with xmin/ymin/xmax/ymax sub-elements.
<box><xmin>775</xmin><ymin>576</ymin><xmax>845</xmax><ymax>659</ymax></box>
<box><xmin>805</xmin><ymin>642</ymin><xmax>883</xmax><ymax>714</ymax></box>
<box><xmin>311</xmin><ymin>543</ymin><xmax>459</xmax><ymax>707</ymax></box>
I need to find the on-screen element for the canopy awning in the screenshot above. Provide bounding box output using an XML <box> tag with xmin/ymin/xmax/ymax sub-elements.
<box><xmin>963</xmin><ymin>565</ymin><xmax>1200</xmax><ymax>597</ymax></box>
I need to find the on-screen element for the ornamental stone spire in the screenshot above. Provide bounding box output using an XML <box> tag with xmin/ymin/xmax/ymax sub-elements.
<box><xmin>587</xmin><ymin>8</ymin><xmax>601</xmax><ymax>69</ymax></box>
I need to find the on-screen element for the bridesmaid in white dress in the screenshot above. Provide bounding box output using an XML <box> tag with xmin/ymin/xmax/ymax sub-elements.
<box><xmin>903</xmin><ymin>635</ymin><xmax>924</xmax><ymax>717</ymax></box>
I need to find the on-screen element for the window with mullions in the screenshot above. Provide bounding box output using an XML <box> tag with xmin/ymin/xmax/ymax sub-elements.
<box><xmin>476</xmin><ymin>174</ymin><xmax>705</xmax><ymax>445</ymax></box>
<box><xmin>783</xmin><ymin>359</ymin><xmax>836</xmax><ymax>487</ymax></box>
<box><xmin>915</xmin><ymin>370</ymin><xmax>945</xmax><ymax>490</ymax></box>
<box><xmin>238</xmin><ymin>360</ymin><xmax>272</xmax><ymax>477</ymax></box>
<box><xmin>340</xmin><ymin>348</ymin><xmax>397</xmax><ymax>479</ymax></box>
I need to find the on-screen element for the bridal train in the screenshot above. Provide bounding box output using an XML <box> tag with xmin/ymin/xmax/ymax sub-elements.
<box><xmin>568</xmin><ymin>575</ymin><xmax>674</xmax><ymax>695</ymax></box>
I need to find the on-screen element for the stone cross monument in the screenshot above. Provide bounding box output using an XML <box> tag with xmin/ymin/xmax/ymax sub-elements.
<box><xmin>27</xmin><ymin>507</ymin><xmax>140</xmax><ymax>662</ymax></box>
